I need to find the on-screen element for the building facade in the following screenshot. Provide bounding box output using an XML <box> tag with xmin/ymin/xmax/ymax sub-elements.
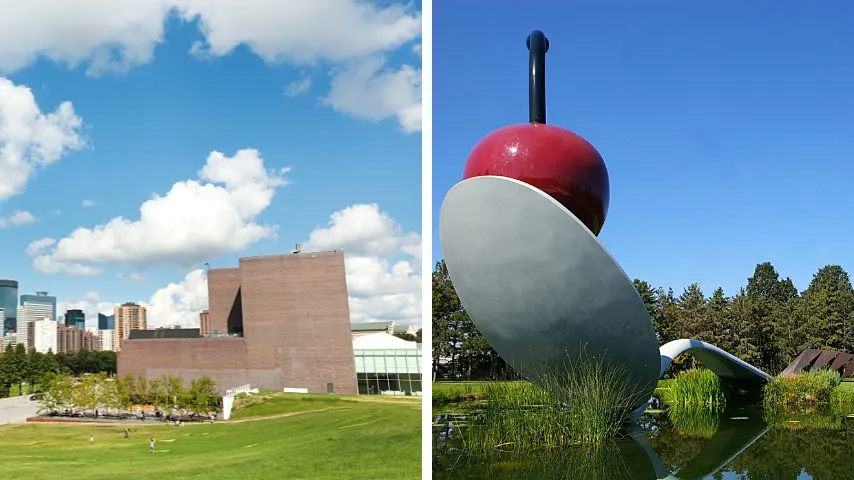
<box><xmin>118</xmin><ymin>251</ymin><xmax>358</xmax><ymax>395</ymax></box>
<box><xmin>0</xmin><ymin>279</ymin><xmax>18</xmax><ymax>334</ymax></box>
<box><xmin>99</xmin><ymin>329</ymin><xmax>116</xmax><ymax>351</ymax></box>
<box><xmin>98</xmin><ymin>313</ymin><xmax>115</xmax><ymax>330</ymax></box>
<box><xmin>199</xmin><ymin>310</ymin><xmax>211</xmax><ymax>336</ymax></box>
<box><xmin>30</xmin><ymin>319</ymin><xmax>58</xmax><ymax>353</ymax></box>
<box><xmin>20</xmin><ymin>291</ymin><xmax>56</xmax><ymax>322</ymax></box>
<box><xmin>114</xmin><ymin>303</ymin><xmax>147</xmax><ymax>352</ymax></box>
<box><xmin>65</xmin><ymin>309</ymin><xmax>86</xmax><ymax>330</ymax></box>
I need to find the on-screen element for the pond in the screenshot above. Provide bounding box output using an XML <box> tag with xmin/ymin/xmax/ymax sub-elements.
<box><xmin>432</xmin><ymin>405</ymin><xmax>854</xmax><ymax>479</ymax></box>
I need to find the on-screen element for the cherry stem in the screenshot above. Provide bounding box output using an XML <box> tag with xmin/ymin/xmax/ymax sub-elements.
<box><xmin>526</xmin><ymin>30</ymin><xmax>549</xmax><ymax>124</ymax></box>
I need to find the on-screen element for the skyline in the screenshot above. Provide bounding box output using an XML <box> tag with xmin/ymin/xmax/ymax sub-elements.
<box><xmin>432</xmin><ymin>0</ymin><xmax>854</xmax><ymax>297</ymax></box>
<box><xmin>0</xmin><ymin>1</ymin><xmax>423</xmax><ymax>330</ymax></box>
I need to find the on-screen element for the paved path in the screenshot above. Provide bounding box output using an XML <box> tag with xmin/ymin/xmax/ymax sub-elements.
<box><xmin>0</xmin><ymin>395</ymin><xmax>40</xmax><ymax>425</ymax></box>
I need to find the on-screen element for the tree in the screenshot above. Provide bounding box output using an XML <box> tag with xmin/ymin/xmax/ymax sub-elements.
<box><xmin>189</xmin><ymin>376</ymin><xmax>218</xmax><ymax>413</ymax></box>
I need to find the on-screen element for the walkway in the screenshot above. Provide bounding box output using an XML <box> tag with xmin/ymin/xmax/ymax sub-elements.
<box><xmin>0</xmin><ymin>395</ymin><xmax>40</xmax><ymax>425</ymax></box>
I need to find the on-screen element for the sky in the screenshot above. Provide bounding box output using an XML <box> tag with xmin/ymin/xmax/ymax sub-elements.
<box><xmin>0</xmin><ymin>1</ymin><xmax>422</xmax><ymax>329</ymax></box>
<box><xmin>433</xmin><ymin>0</ymin><xmax>854</xmax><ymax>298</ymax></box>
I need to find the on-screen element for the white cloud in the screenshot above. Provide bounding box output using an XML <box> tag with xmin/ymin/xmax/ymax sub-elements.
<box><xmin>0</xmin><ymin>76</ymin><xmax>86</xmax><ymax>203</ymax></box>
<box><xmin>140</xmin><ymin>269</ymin><xmax>209</xmax><ymax>328</ymax></box>
<box><xmin>81</xmin><ymin>199</ymin><xmax>95</xmax><ymax>207</ymax></box>
<box><xmin>112</xmin><ymin>203</ymin><xmax>422</xmax><ymax>329</ymax></box>
<box><xmin>0</xmin><ymin>210</ymin><xmax>36</xmax><ymax>228</ymax></box>
<box><xmin>29</xmin><ymin>148</ymin><xmax>290</xmax><ymax>275</ymax></box>
<box><xmin>304</xmin><ymin>203</ymin><xmax>421</xmax><ymax>325</ymax></box>
<box><xmin>0</xmin><ymin>1</ymin><xmax>421</xmax><ymax>130</ymax></box>
<box><xmin>323</xmin><ymin>56</ymin><xmax>421</xmax><ymax>133</ymax></box>
<box><xmin>284</xmin><ymin>75</ymin><xmax>312</xmax><ymax>98</ymax></box>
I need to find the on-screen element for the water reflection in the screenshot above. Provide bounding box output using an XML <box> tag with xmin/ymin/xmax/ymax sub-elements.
<box><xmin>433</xmin><ymin>407</ymin><xmax>854</xmax><ymax>479</ymax></box>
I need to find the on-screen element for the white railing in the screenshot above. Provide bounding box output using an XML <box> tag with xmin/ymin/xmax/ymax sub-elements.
<box><xmin>225</xmin><ymin>384</ymin><xmax>258</xmax><ymax>397</ymax></box>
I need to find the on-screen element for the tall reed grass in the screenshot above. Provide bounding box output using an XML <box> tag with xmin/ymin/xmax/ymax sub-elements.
<box><xmin>763</xmin><ymin>369</ymin><xmax>841</xmax><ymax>409</ymax></box>
<box><xmin>459</xmin><ymin>357</ymin><xmax>645</xmax><ymax>452</ymax></box>
<box><xmin>671</xmin><ymin>368</ymin><xmax>726</xmax><ymax>408</ymax></box>
<box><xmin>667</xmin><ymin>404</ymin><xmax>723</xmax><ymax>438</ymax></box>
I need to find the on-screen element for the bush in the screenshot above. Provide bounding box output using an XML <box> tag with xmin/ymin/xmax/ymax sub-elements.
<box><xmin>830</xmin><ymin>386</ymin><xmax>854</xmax><ymax>413</ymax></box>
<box><xmin>671</xmin><ymin>369</ymin><xmax>725</xmax><ymax>407</ymax></box>
<box><xmin>763</xmin><ymin>369</ymin><xmax>841</xmax><ymax>409</ymax></box>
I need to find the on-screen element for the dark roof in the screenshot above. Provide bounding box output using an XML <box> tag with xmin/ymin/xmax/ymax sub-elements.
<box><xmin>128</xmin><ymin>328</ymin><xmax>201</xmax><ymax>340</ymax></box>
<box><xmin>351</xmin><ymin>321</ymin><xmax>393</xmax><ymax>332</ymax></box>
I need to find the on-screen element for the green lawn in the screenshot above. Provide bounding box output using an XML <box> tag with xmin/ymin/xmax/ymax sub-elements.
<box><xmin>0</xmin><ymin>394</ymin><xmax>421</xmax><ymax>479</ymax></box>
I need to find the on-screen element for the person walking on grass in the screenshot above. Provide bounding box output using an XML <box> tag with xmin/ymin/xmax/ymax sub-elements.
<box><xmin>123</xmin><ymin>428</ymin><xmax>129</xmax><ymax>439</ymax></box>
<box><xmin>89</xmin><ymin>435</ymin><xmax>94</xmax><ymax>445</ymax></box>
<box><xmin>149</xmin><ymin>437</ymin><xmax>156</xmax><ymax>454</ymax></box>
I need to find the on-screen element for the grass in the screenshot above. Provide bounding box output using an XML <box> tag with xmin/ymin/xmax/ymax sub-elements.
<box><xmin>0</xmin><ymin>393</ymin><xmax>420</xmax><ymax>479</ymax></box>
<box><xmin>451</xmin><ymin>359</ymin><xmax>644</xmax><ymax>451</ymax></box>
<box><xmin>670</xmin><ymin>369</ymin><xmax>726</xmax><ymax>408</ymax></box>
<box><xmin>764</xmin><ymin>369</ymin><xmax>841</xmax><ymax>409</ymax></box>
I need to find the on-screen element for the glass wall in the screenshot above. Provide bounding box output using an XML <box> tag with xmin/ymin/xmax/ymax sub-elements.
<box><xmin>354</xmin><ymin>348</ymin><xmax>422</xmax><ymax>396</ymax></box>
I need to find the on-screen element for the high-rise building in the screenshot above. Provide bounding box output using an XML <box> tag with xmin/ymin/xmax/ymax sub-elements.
<box><xmin>114</xmin><ymin>303</ymin><xmax>147</xmax><ymax>352</ymax></box>
<box><xmin>65</xmin><ymin>309</ymin><xmax>86</xmax><ymax>330</ymax></box>
<box><xmin>17</xmin><ymin>301</ymin><xmax>54</xmax><ymax>350</ymax></box>
<box><xmin>0</xmin><ymin>279</ymin><xmax>18</xmax><ymax>334</ymax></box>
<box><xmin>30</xmin><ymin>319</ymin><xmax>58</xmax><ymax>353</ymax></box>
<box><xmin>98</xmin><ymin>313</ymin><xmax>115</xmax><ymax>330</ymax></box>
<box><xmin>99</xmin><ymin>330</ymin><xmax>116</xmax><ymax>351</ymax></box>
<box><xmin>20</xmin><ymin>291</ymin><xmax>56</xmax><ymax>322</ymax></box>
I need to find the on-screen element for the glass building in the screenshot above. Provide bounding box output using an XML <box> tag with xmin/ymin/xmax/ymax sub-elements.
<box><xmin>20</xmin><ymin>292</ymin><xmax>56</xmax><ymax>322</ymax></box>
<box><xmin>353</xmin><ymin>333</ymin><xmax>422</xmax><ymax>396</ymax></box>
<box><xmin>0</xmin><ymin>279</ymin><xmax>18</xmax><ymax>334</ymax></box>
<box><xmin>98</xmin><ymin>313</ymin><xmax>115</xmax><ymax>330</ymax></box>
<box><xmin>65</xmin><ymin>309</ymin><xmax>86</xmax><ymax>330</ymax></box>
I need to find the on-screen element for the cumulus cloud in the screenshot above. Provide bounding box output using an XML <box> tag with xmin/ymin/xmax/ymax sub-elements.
<box><xmin>81</xmin><ymin>199</ymin><xmax>95</xmax><ymax>207</ymax></box>
<box><xmin>0</xmin><ymin>1</ymin><xmax>422</xmax><ymax>130</ymax></box>
<box><xmin>304</xmin><ymin>203</ymin><xmax>421</xmax><ymax>326</ymax></box>
<box><xmin>0</xmin><ymin>210</ymin><xmax>36</xmax><ymax>228</ymax></box>
<box><xmin>323</xmin><ymin>57</ymin><xmax>421</xmax><ymax>133</ymax></box>
<box><xmin>67</xmin><ymin>203</ymin><xmax>422</xmax><ymax>329</ymax></box>
<box><xmin>0</xmin><ymin>76</ymin><xmax>86</xmax><ymax>203</ymax></box>
<box><xmin>28</xmin><ymin>148</ymin><xmax>290</xmax><ymax>275</ymax></box>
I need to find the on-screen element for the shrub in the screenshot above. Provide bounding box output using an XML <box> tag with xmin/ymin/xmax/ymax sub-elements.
<box><xmin>763</xmin><ymin>369</ymin><xmax>841</xmax><ymax>409</ymax></box>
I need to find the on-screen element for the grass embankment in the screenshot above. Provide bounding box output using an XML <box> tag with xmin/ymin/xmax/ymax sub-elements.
<box><xmin>0</xmin><ymin>393</ymin><xmax>421</xmax><ymax>480</ymax></box>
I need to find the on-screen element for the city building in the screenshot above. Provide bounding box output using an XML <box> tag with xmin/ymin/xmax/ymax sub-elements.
<box><xmin>17</xmin><ymin>300</ymin><xmax>54</xmax><ymax>350</ymax></box>
<box><xmin>55</xmin><ymin>323</ymin><xmax>101</xmax><ymax>354</ymax></box>
<box><xmin>20</xmin><ymin>291</ymin><xmax>56</xmax><ymax>322</ymax></box>
<box><xmin>65</xmin><ymin>309</ymin><xmax>86</xmax><ymax>330</ymax></box>
<box><xmin>118</xmin><ymin>250</ymin><xmax>358</xmax><ymax>395</ymax></box>
<box><xmin>0</xmin><ymin>279</ymin><xmax>18</xmax><ymax>334</ymax></box>
<box><xmin>98</xmin><ymin>313</ymin><xmax>115</xmax><ymax>330</ymax></box>
<box><xmin>114</xmin><ymin>303</ymin><xmax>147</xmax><ymax>352</ymax></box>
<box><xmin>199</xmin><ymin>310</ymin><xmax>211</xmax><ymax>336</ymax></box>
<box><xmin>351</xmin><ymin>321</ymin><xmax>396</xmax><ymax>337</ymax></box>
<box><xmin>30</xmin><ymin>319</ymin><xmax>58</xmax><ymax>353</ymax></box>
<box><xmin>99</xmin><ymin>330</ymin><xmax>116</xmax><ymax>352</ymax></box>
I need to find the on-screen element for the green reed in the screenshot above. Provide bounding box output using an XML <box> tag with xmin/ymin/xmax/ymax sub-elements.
<box><xmin>763</xmin><ymin>369</ymin><xmax>841</xmax><ymax>409</ymax></box>
<box><xmin>671</xmin><ymin>368</ymin><xmax>726</xmax><ymax>408</ymax></box>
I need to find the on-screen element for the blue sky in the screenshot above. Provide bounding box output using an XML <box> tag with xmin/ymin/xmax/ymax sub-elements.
<box><xmin>0</xmin><ymin>2</ymin><xmax>422</xmax><ymax>328</ymax></box>
<box><xmin>433</xmin><ymin>0</ymin><xmax>854</xmax><ymax>297</ymax></box>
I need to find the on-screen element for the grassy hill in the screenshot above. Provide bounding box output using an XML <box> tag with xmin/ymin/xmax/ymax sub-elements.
<box><xmin>0</xmin><ymin>393</ymin><xmax>421</xmax><ymax>479</ymax></box>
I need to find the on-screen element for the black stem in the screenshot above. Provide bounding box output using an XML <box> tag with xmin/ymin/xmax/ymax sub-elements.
<box><xmin>526</xmin><ymin>30</ymin><xmax>549</xmax><ymax>124</ymax></box>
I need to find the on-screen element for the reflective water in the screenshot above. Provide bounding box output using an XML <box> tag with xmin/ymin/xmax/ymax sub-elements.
<box><xmin>432</xmin><ymin>406</ymin><xmax>854</xmax><ymax>479</ymax></box>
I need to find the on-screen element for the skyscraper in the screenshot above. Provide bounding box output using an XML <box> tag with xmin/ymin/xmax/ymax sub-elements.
<box><xmin>98</xmin><ymin>313</ymin><xmax>115</xmax><ymax>330</ymax></box>
<box><xmin>0</xmin><ymin>279</ymin><xmax>18</xmax><ymax>334</ymax></box>
<box><xmin>20</xmin><ymin>291</ymin><xmax>56</xmax><ymax>322</ymax></box>
<box><xmin>114</xmin><ymin>303</ymin><xmax>147</xmax><ymax>351</ymax></box>
<box><xmin>17</xmin><ymin>301</ymin><xmax>54</xmax><ymax>350</ymax></box>
<box><xmin>65</xmin><ymin>309</ymin><xmax>86</xmax><ymax>330</ymax></box>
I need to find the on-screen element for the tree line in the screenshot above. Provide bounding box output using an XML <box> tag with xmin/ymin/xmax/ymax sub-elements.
<box><xmin>40</xmin><ymin>372</ymin><xmax>219</xmax><ymax>417</ymax></box>
<box><xmin>433</xmin><ymin>259</ymin><xmax>854</xmax><ymax>380</ymax></box>
<box><xmin>0</xmin><ymin>345</ymin><xmax>117</xmax><ymax>398</ymax></box>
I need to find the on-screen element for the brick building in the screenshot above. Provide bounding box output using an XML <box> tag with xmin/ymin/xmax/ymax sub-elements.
<box><xmin>117</xmin><ymin>250</ymin><xmax>357</xmax><ymax>395</ymax></box>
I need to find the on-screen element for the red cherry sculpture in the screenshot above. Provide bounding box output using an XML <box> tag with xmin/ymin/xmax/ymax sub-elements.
<box><xmin>461</xmin><ymin>30</ymin><xmax>611</xmax><ymax>235</ymax></box>
<box><xmin>463</xmin><ymin>123</ymin><xmax>609</xmax><ymax>235</ymax></box>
